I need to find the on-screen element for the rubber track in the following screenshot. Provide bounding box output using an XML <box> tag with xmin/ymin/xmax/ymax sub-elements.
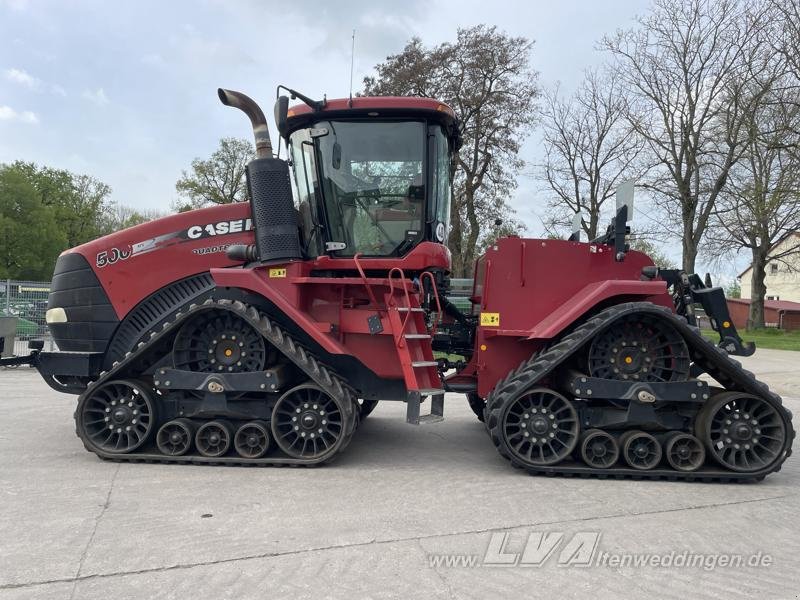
<box><xmin>74</xmin><ymin>298</ymin><xmax>358</xmax><ymax>467</ymax></box>
<box><xmin>485</xmin><ymin>302</ymin><xmax>795</xmax><ymax>483</ymax></box>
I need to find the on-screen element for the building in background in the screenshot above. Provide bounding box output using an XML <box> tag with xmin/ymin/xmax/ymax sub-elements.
<box><xmin>726</xmin><ymin>298</ymin><xmax>800</xmax><ymax>331</ymax></box>
<box><xmin>739</xmin><ymin>232</ymin><xmax>800</xmax><ymax>303</ymax></box>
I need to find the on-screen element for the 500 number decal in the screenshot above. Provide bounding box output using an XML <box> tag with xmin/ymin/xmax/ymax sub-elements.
<box><xmin>96</xmin><ymin>246</ymin><xmax>132</xmax><ymax>268</ymax></box>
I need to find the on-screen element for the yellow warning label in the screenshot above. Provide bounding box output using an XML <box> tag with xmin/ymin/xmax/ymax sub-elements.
<box><xmin>269</xmin><ymin>268</ymin><xmax>287</xmax><ymax>278</ymax></box>
<box><xmin>480</xmin><ymin>312</ymin><xmax>500</xmax><ymax>327</ymax></box>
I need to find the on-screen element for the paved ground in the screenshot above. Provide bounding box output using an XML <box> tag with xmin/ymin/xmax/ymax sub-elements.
<box><xmin>1</xmin><ymin>348</ymin><xmax>799</xmax><ymax>600</ymax></box>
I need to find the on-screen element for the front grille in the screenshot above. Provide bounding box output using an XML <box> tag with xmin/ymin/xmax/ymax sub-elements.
<box><xmin>47</xmin><ymin>253</ymin><xmax>118</xmax><ymax>352</ymax></box>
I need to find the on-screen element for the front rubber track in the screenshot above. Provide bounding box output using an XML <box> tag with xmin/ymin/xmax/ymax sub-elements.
<box><xmin>74</xmin><ymin>298</ymin><xmax>358</xmax><ymax>467</ymax></box>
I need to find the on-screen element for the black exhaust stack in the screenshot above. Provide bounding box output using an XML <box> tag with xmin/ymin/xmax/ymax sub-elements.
<box><xmin>218</xmin><ymin>88</ymin><xmax>301</xmax><ymax>263</ymax></box>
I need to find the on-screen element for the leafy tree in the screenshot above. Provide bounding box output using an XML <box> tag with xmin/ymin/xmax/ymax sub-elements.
<box><xmin>602</xmin><ymin>0</ymin><xmax>780</xmax><ymax>272</ymax></box>
<box><xmin>101</xmin><ymin>202</ymin><xmax>167</xmax><ymax>234</ymax></box>
<box><xmin>628</xmin><ymin>237</ymin><xmax>678</xmax><ymax>269</ymax></box>
<box><xmin>708</xmin><ymin>74</ymin><xmax>800</xmax><ymax>328</ymax></box>
<box><xmin>174</xmin><ymin>137</ymin><xmax>254</xmax><ymax>210</ymax></box>
<box><xmin>538</xmin><ymin>70</ymin><xmax>644</xmax><ymax>239</ymax></box>
<box><xmin>9</xmin><ymin>161</ymin><xmax>112</xmax><ymax>247</ymax></box>
<box><xmin>725</xmin><ymin>279</ymin><xmax>742</xmax><ymax>299</ymax></box>
<box><xmin>364</xmin><ymin>26</ymin><xmax>538</xmax><ymax>277</ymax></box>
<box><xmin>0</xmin><ymin>167</ymin><xmax>66</xmax><ymax>279</ymax></box>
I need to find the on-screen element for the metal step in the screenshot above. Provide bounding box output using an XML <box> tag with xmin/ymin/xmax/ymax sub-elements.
<box><xmin>411</xmin><ymin>361</ymin><xmax>438</xmax><ymax>368</ymax></box>
<box><xmin>404</xmin><ymin>333</ymin><xmax>431</xmax><ymax>340</ymax></box>
<box><xmin>396</xmin><ymin>307</ymin><xmax>425</xmax><ymax>312</ymax></box>
<box><xmin>415</xmin><ymin>388</ymin><xmax>444</xmax><ymax>396</ymax></box>
<box><xmin>406</xmin><ymin>390</ymin><xmax>445</xmax><ymax>425</ymax></box>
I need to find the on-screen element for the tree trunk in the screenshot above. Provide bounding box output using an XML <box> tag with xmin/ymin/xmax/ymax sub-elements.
<box><xmin>747</xmin><ymin>250</ymin><xmax>768</xmax><ymax>330</ymax></box>
<box><xmin>447</xmin><ymin>196</ymin><xmax>465</xmax><ymax>277</ymax></box>
<box><xmin>681</xmin><ymin>230</ymin><xmax>698</xmax><ymax>274</ymax></box>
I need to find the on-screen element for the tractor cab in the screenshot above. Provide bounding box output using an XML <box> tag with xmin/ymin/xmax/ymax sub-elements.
<box><xmin>276</xmin><ymin>94</ymin><xmax>461</xmax><ymax>260</ymax></box>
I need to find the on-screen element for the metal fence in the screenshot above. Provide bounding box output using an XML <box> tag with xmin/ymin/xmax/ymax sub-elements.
<box><xmin>1</xmin><ymin>279</ymin><xmax>56</xmax><ymax>356</ymax></box>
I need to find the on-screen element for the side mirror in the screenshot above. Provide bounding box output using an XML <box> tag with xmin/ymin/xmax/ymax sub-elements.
<box><xmin>274</xmin><ymin>95</ymin><xmax>289</xmax><ymax>137</ymax></box>
<box><xmin>615</xmin><ymin>179</ymin><xmax>635</xmax><ymax>223</ymax></box>
<box><xmin>568</xmin><ymin>212</ymin><xmax>583</xmax><ymax>241</ymax></box>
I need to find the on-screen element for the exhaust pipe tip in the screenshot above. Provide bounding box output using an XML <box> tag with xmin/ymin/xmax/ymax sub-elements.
<box><xmin>217</xmin><ymin>88</ymin><xmax>272</xmax><ymax>159</ymax></box>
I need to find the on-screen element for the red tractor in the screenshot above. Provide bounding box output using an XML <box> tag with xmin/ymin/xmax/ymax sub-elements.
<box><xmin>12</xmin><ymin>87</ymin><xmax>793</xmax><ymax>480</ymax></box>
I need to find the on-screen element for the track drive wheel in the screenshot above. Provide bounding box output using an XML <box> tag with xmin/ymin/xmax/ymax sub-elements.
<box><xmin>157</xmin><ymin>418</ymin><xmax>195</xmax><ymax>456</ymax></box>
<box><xmin>588</xmin><ymin>313</ymin><xmax>690</xmax><ymax>383</ymax></box>
<box><xmin>580</xmin><ymin>429</ymin><xmax>619</xmax><ymax>468</ymax></box>
<box><xmin>272</xmin><ymin>383</ymin><xmax>349</xmax><ymax>460</ymax></box>
<box><xmin>620</xmin><ymin>430</ymin><xmax>662</xmax><ymax>470</ymax></box>
<box><xmin>77</xmin><ymin>380</ymin><xmax>157</xmax><ymax>454</ymax></box>
<box><xmin>173</xmin><ymin>311</ymin><xmax>268</xmax><ymax>373</ymax></box>
<box><xmin>695</xmin><ymin>392</ymin><xmax>789</xmax><ymax>473</ymax></box>
<box><xmin>498</xmin><ymin>387</ymin><xmax>579</xmax><ymax>466</ymax></box>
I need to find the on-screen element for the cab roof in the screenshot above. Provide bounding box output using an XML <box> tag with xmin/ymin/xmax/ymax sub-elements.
<box><xmin>283</xmin><ymin>96</ymin><xmax>460</xmax><ymax>143</ymax></box>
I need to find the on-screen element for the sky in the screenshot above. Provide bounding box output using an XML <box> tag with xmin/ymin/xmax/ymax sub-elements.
<box><xmin>0</xmin><ymin>0</ymin><xmax>744</xmax><ymax>280</ymax></box>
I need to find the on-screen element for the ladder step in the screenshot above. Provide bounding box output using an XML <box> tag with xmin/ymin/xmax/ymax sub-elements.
<box><xmin>404</xmin><ymin>334</ymin><xmax>431</xmax><ymax>340</ymax></box>
<box><xmin>411</xmin><ymin>361</ymin><xmax>438</xmax><ymax>368</ymax></box>
<box><xmin>396</xmin><ymin>307</ymin><xmax>425</xmax><ymax>312</ymax></box>
<box><xmin>414</xmin><ymin>388</ymin><xmax>444</xmax><ymax>396</ymax></box>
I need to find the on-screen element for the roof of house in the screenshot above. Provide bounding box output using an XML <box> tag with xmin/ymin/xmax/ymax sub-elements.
<box><xmin>738</xmin><ymin>232</ymin><xmax>800</xmax><ymax>278</ymax></box>
<box><xmin>728</xmin><ymin>297</ymin><xmax>800</xmax><ymax>312</ymax></box>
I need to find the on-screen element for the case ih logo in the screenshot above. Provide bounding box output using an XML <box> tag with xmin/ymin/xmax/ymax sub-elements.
<box><xmin>186</xmin><ymin>218</ymin><xmax>253</xmax><ymax>240</ymax></box>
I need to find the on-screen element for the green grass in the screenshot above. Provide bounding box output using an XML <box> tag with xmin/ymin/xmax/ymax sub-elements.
<box><xmin>702</xmin><ymin>328</ymin><xmax>800</xmax><ymax>351</ymax></box>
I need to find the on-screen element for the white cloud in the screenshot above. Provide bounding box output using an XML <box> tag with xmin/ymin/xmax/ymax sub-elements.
<box><xmin>50</xmin><ymin>84</ymin><xmax>67</xmax><ymax>97</ymax></box>
<box><xmin>4</xmin><ymin>67</ymin><xmax>38</xmax><ymax>88</ymax></box>
<box><xmin>0</xmin><ymin>0</ymin><xmax>30</xmax><ymax>10</ymax></box>
<box><xmin>82</xmin><ymin>87</ymin><xmax>109</xmax><ymax>106</ymax></box>
<box><xmin>0</xmin><ymin>105</ymin><xmax>39</xmax><ymax>123</ymax></box>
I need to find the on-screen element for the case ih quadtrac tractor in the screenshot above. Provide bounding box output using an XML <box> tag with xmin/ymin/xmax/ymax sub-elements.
<box><xmin>11</xmin><ymin>87</ymin><xmax>793</xmax><ymax>481</ymax></box>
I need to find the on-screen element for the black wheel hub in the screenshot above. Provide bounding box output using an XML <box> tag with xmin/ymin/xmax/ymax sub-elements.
<box><xmin>588</xmin><ymin>314</ymin><xmax>690</xmax><ymax>383</ymax></box>
<box><xmin>79</xmin><ymin>380</ymin><xmax>156</xmax><ymax>454</ymax></box>
<box><xmin>173</xmin><ymin>312</ymin><xmax>267</xmax><ymax>374</ymax></box>
<box><xmin>501</xmin><ymin>388</ymin><xmax>579</xmax><ymax>466</ymax></box>
<box><xmin>272</xmin><ymin>384</ymin><xmax>345</xmax><ymax>459</ymax></box>
<box><xmin>590</xmin><ymin>441</ymin><xmax>609</xmax><ymax>458</ymax></box>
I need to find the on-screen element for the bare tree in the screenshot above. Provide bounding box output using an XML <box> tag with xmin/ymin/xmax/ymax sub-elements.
<box><xmin>364</xmin><ymin>26</ymin><xmax>538</xmax><ymax>276</ymax></box>
<box><xmin>538</xmin><ymin>70</ymin><xmax>644</xmax><ymax>239</ymax></box>
<box><xmin>710</xmin><ymin>77</ymin><xmax>800</xmax><ymax>328</ymax></box>
<box><xmin>174</xmin><ymin>137</ymin><xmax>254</xmax><ymax>211</ymax></box>
<box><xmin>603</xmin><ymin>0</ymin><xmax>778</xmax><ymax>272</ymax></box>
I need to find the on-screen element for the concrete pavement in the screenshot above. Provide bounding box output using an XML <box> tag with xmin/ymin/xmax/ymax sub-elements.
<box><xmin>0</xmin><ymin>348</ymin><xmax>798</xmax><ymax>599</ymax></box>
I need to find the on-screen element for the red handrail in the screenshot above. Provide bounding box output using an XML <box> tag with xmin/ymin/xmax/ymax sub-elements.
<box><xmin>388</xmin><ymin>267</ymin><xmax>413</xmax><ymax>338</ymax></box>
<box><xmin>352</xmin><ymin>253</ymin><xmax>380</xmax><ymax>309</ymax></box>
<box><xmin>419</xmin><ymin>271</ymin><xmax>442</xmax><ymax>336</ymax></box>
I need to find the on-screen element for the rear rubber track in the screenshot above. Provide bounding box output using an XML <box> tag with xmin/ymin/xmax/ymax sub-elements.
<box><xmin>74</xmin><ymin>298</ymin><xmax>358</xmax><ymax>467</ymax></box>
<box><xmin>485</xmin><ymin>302</ymin><xmax>795</xmax><ymax>483</ymax></box>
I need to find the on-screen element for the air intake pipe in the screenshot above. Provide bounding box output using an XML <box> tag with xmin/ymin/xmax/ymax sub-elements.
<box><xmin>218</xmin><ymin>88</ymin><xmax>301</xmax><ymax>263</ymax></box>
